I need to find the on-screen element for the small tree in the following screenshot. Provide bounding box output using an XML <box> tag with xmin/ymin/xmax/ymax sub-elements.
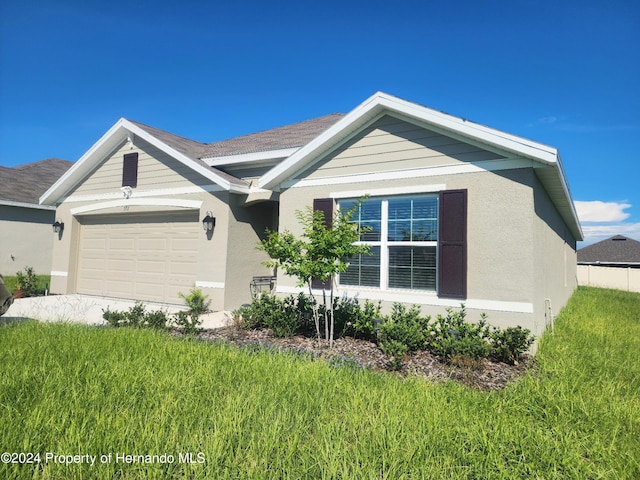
<box><xmin>259</xmin><ymin>199</ymin><xmax>370</xmax><ymax>347</ymax></box>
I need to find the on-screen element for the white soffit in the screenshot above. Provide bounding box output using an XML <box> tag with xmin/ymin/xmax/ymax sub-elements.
<box><xmin>202</xmin><ymin>147</ymin><xmax>299</xmax><ymax>167</ymax></box>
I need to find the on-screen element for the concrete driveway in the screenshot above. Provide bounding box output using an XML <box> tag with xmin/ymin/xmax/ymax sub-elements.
<box><xmin>1</xmin><ymin>294</ymin><xmax>233</xmax><ymax>330</ymax></box>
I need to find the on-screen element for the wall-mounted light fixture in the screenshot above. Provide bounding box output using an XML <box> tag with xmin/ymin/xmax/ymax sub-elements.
<box><xmin>52</xmin><ymin>219</ymin><xmax>64</xmax><ymax>234</ymax></box>
<box><xmin>121</xmin><ymin>186</ymin><xmax>133</xmax><ymax>199</ymax></box>
<box><xmin>202</xmin><ymin>211</ymin><xmax>215</xmax><ymax>231</ymax></box>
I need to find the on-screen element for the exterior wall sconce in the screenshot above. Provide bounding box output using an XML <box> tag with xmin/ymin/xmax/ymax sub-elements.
<box><xmin>202</xmin><ymin>211</ymin><xmax>215</xmax><ymax>231</ymax></box>
<box><xmin>52</xmin><ymin>219</ymin><xmax>64</xmax><ymax>234</ymax></box>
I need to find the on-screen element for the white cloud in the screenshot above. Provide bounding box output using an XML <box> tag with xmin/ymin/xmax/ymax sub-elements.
<box><xmin>580</xmin><ymin>222</ymin><xmax>640</xmax><ymax>246</ymax></box>
<box><xmin>574</xmin><ymin>200</ymin><xmax>631</xmax><ymax>223</ymax></box>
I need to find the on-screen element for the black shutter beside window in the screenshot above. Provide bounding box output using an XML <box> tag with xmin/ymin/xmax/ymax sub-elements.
<box><xmin>122</xmin><ymin>153</ymin><xmax>139</xmax><ymax>187</ymax></box>
<box><xmin>311</xmin><ymin>198</ymin><xmax>334</xmax><ymax>289</ymax></box>
<box><xmin>438</xmin><ymin>189</ymin><xmax>467</xmax><ymax>299</ymax></box>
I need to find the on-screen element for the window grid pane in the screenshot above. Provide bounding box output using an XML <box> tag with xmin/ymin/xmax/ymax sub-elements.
<box><xmin>388</xmin><ymin>246</ymin><xmax>436</xmax><ymax>290</ymax></box>
<box><xmin>341</xmin><ymin>246</ymin><xmax>381</xmax><ymax>287</ymax></box>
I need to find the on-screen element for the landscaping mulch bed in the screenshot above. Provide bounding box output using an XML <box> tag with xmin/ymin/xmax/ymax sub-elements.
<box><xmin>187</xmin><ymin>326</ymin><xmax>533</xmax><ymax>391</ymax></box>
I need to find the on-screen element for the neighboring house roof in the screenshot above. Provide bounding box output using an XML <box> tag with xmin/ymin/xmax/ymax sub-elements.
<box><xmin>0</xmin><ymin>158</ymin><xmax>73</xmax><ymax>210</ymax></box>
<box><xmin>37</xmin><ymin>91</ymin><xmax>583</xmax><ymax>241</ymax></box>
<box><xmin>578</xmin><ymin>235</ymin><xmax>640</xmax><ymax>265</ymax></box>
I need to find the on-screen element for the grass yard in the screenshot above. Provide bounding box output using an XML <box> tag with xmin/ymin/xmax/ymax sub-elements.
<box><xmin>1</xmin><ymin>287</ymin><xmax>638</xmax><ymax>479</ymax></box>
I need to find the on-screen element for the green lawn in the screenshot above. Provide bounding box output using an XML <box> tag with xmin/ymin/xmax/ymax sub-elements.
<box><xmin>1</xmin><ymin>287</ymin><xmax>638</xmax><ymax>479</ymax></box>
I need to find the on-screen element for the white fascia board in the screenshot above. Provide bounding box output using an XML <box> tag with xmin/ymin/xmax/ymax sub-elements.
<box><xmin>40</xmin><ymin>118</ymin><xmax>130</xmax><ymax>205</ymax></box>
<box><xmin>202</xmin><ymin>147</ymin><xmax>299</xmax><ymax>166</ymax></box>
<box><xmin>259</xmin><ymin>91</ymin><xmax>559</xmax><ymax>190</ymax></box>
<box><xmin>374</xmin><ymin>93</ymin><xmax>559</xmax><ymax>164</ymax></box>
<box><xmin>0</xmin><ymin>199</ymin><xmax>56</xmax><ymax>211</ymax></box>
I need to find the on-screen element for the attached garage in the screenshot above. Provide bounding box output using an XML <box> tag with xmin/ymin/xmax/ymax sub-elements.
<box><xmin>76</xmin><ymin>211</ymin><xmax>199</xmax><ymax>304</ymax></box>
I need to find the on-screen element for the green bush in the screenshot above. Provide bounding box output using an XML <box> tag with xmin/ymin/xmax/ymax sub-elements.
<box><xmin>380</xmin><ymin>339</ymin><xmax>409</xmax><ymax>371</ymax></box>
<box><xmin>380</xmin><ymin>303</ymin><xmax>428</xmax><ymax>352</ymax></box>
<box><xmin>233</xmin><ymin>293</ymin><xmax>304</xmax><ymax>337</ymax></box>
<box><xmin>15</xmin><ymin>267</ymin><xmax>39</xmax><ymax>297</ymax></box>
<box><xmin>427</xmin><ymin>307</ymin><xmax>492</xmax><ymax>360</ymax></box>
<box><xmin>144</xmin><ymin>310</ymin><xmax>170</xmax><ymax>330</ymax></box>
<box><xmin>178</xmin><ymin>287</ymin><xmax>210</xmax><ymax>315</ymax></box>
<box><xmin>335</xmin><ymin>297</ymin><xmax>382</xmax><ymax>340</ymax></box>
<box><xmin>172</xmin><ymin>310</ymin><xmax>201</xmax><ymax>335</ymax></box>
<box><xmin>102</xmin><ymin>308</ymin><xmax>126</xmax><ymax>328</ymax></box>
<box><xmin>490</xmin><ymin>326</ymin><xmax>534</xmax><ymax>364</ymax></box>
<box><xmin>101</xmin><ymin>303</ymin><xmax>169</xmax><ymax>329</ymax></box>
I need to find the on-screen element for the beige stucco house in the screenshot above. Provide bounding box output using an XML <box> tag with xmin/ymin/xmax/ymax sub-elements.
<box><xmin>1</xmin><ymin>159</ymin><xmax>73</xmax><ymax>275</ymax></box>
<box><xmin>41</xmin><ymin>92</ymin><xmax>583</xmax><ymax>337</ymax></box>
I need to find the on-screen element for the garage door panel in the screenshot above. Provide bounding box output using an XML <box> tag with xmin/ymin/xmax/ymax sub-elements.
<box><xmin>77</xmin><ymin>212</ymin><xmax>199</xmax><ymax>304</ymax></box>
<box><xmin>138</xmin><ymin>238</ymin><xmax>167</xmax><ymax>252</ymax></box>
<box><xmin>136</xmin><ymin>260</ymin><xmax>166</xmax><ymax>274</ymax></box>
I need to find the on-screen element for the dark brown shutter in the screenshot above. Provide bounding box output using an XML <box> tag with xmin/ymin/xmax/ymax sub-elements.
<box><xmin>122</xmin><ymin>153</ymin><xmax>139</xmax><ymax>187</ymax></box>
<box><xmin>311</xmin><ymin>198</ymin><xmax>333</xmax><ymax>289</ymax></box>
<box><xmin>438</xmin><ymin>189</ymin><xmax>467</xmax><ymax>299</ymax></box>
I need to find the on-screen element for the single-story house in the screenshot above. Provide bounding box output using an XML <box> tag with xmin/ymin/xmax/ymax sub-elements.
<box><xmin>0</xmin><ymin>159</ymin><xmax>73</xmax><ymax>275</ymax></box>
<box><xmin>577</xmin><ymin>235</ymin><xmax>640</xmax><ymax>292</ymax></box>
<box><xmin>41</xmin><ymin>92</ymin><xmax>583</xmax><ymax>337</ymax></box>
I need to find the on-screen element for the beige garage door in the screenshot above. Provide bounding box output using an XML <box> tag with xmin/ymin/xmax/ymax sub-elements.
<box><xmin>76</xmin><ymin>212</ymin><xmax>199</xmax><ymax>304</ymax></box>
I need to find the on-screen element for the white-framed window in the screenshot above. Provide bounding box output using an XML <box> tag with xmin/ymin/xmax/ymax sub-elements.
<box><xmin>339</xmin><ymin>195</ymin><xmax>438</xmax><ymax>291</ymax></box>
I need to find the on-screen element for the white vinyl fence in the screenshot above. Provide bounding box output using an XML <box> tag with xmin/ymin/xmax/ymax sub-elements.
<box><xmin>577</xmin><ymin>265</ymin><xmax>640</xmax><ymax>293</ymax></box>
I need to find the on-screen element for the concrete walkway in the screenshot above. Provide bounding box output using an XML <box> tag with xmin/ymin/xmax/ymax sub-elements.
<box><xmin>1</xmin><ymin>294</ymin><xmax>233</xmax><ymax>330</ymax></box>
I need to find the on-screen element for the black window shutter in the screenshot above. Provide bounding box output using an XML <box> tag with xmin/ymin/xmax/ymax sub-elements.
<box><xmin>438</xmin><ymin>189</ymin><xmax>467</xmax><ymax>299</ymax></box>
<box><xmin>311</xmin><ymin>198</ymin><xmax>334</xmax><ymax>289</ymax></box>
<box><xmin>122</xmin><ymin>153</ymin><xmax>139</xmax><ymax>187</ymax></box>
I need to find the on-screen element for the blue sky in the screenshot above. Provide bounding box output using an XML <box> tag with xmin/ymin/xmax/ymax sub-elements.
<box><xmin>1</xmin><ymin>0</ymin><xmax>638</xmax><ymax>246</ymax></box>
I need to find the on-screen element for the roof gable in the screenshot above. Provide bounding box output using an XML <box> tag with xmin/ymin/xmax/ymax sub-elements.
<box><xmin>258</xmin><ymin>91</ymin><xmax>583</xmax><ymax>240</ymax></box>
<box><xmin>40</xmin><ymin>119</ymin><xmax>250</xmax><ymax>205</ymax></box>
<box><xmin>578</xmin><ymin>235</ymin><xmax>640</xmax><ymax>264</ymax></box>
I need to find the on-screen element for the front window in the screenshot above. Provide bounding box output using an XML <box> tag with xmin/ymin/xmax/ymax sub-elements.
<box><xmin>340</xmin><ymin>195</ymin><xmax>438</xmax><ymax>291</ymax></box>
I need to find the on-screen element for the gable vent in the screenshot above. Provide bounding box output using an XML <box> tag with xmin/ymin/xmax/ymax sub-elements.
<box><xmin>122</xmin><ymin>153</ymin><xmax>139</xmax><ymax>188</ymax></box>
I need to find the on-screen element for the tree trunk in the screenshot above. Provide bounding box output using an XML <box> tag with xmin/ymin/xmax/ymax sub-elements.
<box><xmin>329</xmin><ymin>278</ymin><xmax>335</xmax><ymax>348</ymax></box>
<box><xmin>307</xmin><ymin>280</ymin><xmax>321</xmax><ymax>339</ymax></box>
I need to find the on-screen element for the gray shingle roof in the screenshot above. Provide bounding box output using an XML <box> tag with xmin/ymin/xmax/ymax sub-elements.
<box><xmin>126</xmin><ymin>119</ymin><xmax>250</xmax><ymax>188</ymax></box>
<box><xmin>127</xmin><ymin>120</ymin><xmax>207</xmax><ymax>159</ymax></box>
<box><xmin>0</xmin><ymin>159</ymin><xmax>73</xmax><ymax>204</ymax></box>
<box><xmin>578</xmin><ymin>235</ymin><xmax>640</xmax><ymax>264</ymax></box>
<box><xmin>201</xmin><ymin>113</ymin><xmax>345</xmax><ymax>158</ymax></box>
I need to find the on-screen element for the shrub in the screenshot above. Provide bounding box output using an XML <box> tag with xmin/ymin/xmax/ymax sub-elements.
<box><xmin>269</xmin><ymin>295</ymin><xmax>302</xmax><ymax>337</ymax></box>
<box><xmin>15</xmin><ymin>266</ymin><xmax>39</xmax><ymax>297</ymax></box>
<box><xmin>490</xmin><ymin>326</ymin><xmax>534</xmax><ymax>364</ymax></box>
<box><xmin>335</xmin><ymin>297</ymin><xmax>382</xmax><ymax>341</ymax></box>
<box><xmin>102</xmin><ymin>303</ymin><xmax>169</xmax><ymax>329</ymax></box>
<box><xmin>102</xmin><ymin>307</ymin><xmax>126</xmax><ymax>328</ymax></box>
<box><xmin>126</xmin><ymin>302</ymin><xmax>146</xmax><ymax>328</ymax></box>
<box><xmin>172</xmin><ymin>310</ymin><xmax>201</xmax><ymax>335</ymax></box>
<box><xmin>380</xmin><ymin>339</ymin><xmax>409</xmax><ymax>371</ymax></box>
<box><xmin>179</xmin><ymin>287</ymin><xmax>210</xmax><ymax>315</ymax></box>
<box><xmin>144</xmin><ymin>310</ymin><xmax>169</xmax><ymax>330</ymax></box>
<box><xmin>380</xmin><ymin>303</ymin><xmax>428</xmax><ymax>352</ymax></box>
<box><xmin>427</xmin><ymin>307</ymin><xmax>492</xmax><ymax>360</ymax></box>
<box><xmin>233</xmin><ymin>293</ymin><xmax>304</xmax><ymax>337</ymax></box>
